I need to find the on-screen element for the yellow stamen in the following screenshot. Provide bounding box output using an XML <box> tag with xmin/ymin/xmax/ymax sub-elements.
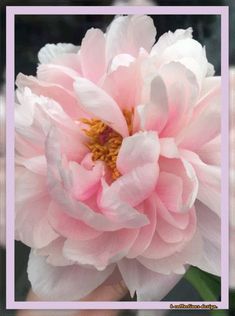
<box><xmin>81</xmin><ymin>109</ymin><xmax>133</xmax><ymax>180</ymax></box>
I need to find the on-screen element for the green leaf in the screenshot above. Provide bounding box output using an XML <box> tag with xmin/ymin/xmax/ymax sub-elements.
<box><xmin>184</xmin><ymin>267</ymin><xmax>227</xmax><ymax>316</ymax></box>
<box><xmin>184</xmin><ymin>266</ymin><xmax>221</xmax><ymax>301</ymax></box>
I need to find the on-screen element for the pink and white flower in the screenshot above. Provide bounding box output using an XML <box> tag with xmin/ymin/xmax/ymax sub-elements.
<box><xmin>15</xmin><ymin>15</ymin><xmax>221</xmax><ymax>301</ymax></box>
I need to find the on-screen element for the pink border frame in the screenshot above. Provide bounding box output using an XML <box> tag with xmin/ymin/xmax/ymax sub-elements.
<box><xmin>6</xmin><ymin>5</ymin><xmax>229</xmax><ymax>310</ymax></box>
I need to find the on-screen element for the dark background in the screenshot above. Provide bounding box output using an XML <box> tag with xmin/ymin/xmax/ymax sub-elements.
<box><xmin>0</xmin><ymin>0</ymin><xmax>235</xmax><ymax>315</ymax></box>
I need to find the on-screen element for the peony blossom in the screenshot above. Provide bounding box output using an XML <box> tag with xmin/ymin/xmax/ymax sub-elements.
<box><xmin>15</xmin><ymin>15</ymin><xmax>221</xmax><ymax>301</ymax></box>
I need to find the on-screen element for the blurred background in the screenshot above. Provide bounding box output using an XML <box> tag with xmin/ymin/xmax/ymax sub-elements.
<box><xmin>0</xmin><ymin>0</ymin><xmax>234</xmax><ymax>315</ymax></box>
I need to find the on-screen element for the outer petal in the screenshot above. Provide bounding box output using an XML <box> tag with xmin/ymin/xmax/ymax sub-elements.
<box><xmin>138</xmin><ymin>229</ymin><xmax>202</xmax><ymax>275</ymax></box>
<box><xmin>74</xmin><ymin>77</ymin><xmax>129</xmax><ymax>137</ymax></box>
<box><xmin>28</xmin><ymin>251</ymin><xmax>115</xmax><ymax>300</ymax></box>
<box><xmin>195</xmin><ymin>201</ymin><xmax>220</xmax><ymax>276</ymax></box>
<box><xmin>155</xmin><ymin>38</ymin><xmax>210</xmax><ymax>85</ymax></box>
<box><xmin>36</xmin><ymin>237</ymin><xmax>74</xmax><ymax>267</ymax></box>
<box><xmin>16</xmin><ymin>199</ymin><xmax>58</xmax><ymax>249</ymax></box>
<box><xmin>37</xmin><ymin>64</ymin><xmax>79</xmax><ymax>91</ymax></box>
<box><xmin>151</xmin><ymin>28</ymin><xmax>193</xmax><ymax>57</ymax></box>
<box><xmin>159</xmin><ymin>62</ymin><xmax>199</xmax><ymax>137</ymax></box>
<box><xmin>158</xmin><ymin>157</ymin><xmax>198</xmax><ymax>213</ymax></box>
<box><xmin>181</xmin><ymin>150</ymin><xmax>221</xmax><ymax>216</ymax></box>
<box><xmin>38</xmin><ymin>43</ymin><xmax>79</xmax><ymax>64</ymax></box>
<box><xmin>176</xmin><ymin>78</ymin><xmax>221</xmax><ymax>150</ymax></box>
<box><xmin>63</xmin><ymin>229</ymin><xmax>138</xmax><ymax>271</ymax></box>
<box><xmin>16</xmin><ymin>73</ymin><xmax>85</xmax><ymax>119</ymax></box>
<box><xmin>106</xmin><ymin>15</ymin><xmax>156</xmax><ymax>63</ymax></box>
<box><xmin>80</xmin><ymin>28</ymin><xmax>106</xmax><ymax>83</ymax></box>
<box><xmin>48</xmin><ymin>201</ymin><xmax>102</xmax><ymax>241</ymax></box>
<box><xmin>118</xmin><ymin>258</ymin><xmax>182</xmax><ymax>300</ymax></box>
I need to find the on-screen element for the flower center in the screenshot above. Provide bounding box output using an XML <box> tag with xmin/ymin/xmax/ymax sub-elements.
<box><xmin>81</xmin><ymin>109</ymin><xmax>133</xmax><ymax>180</ymax></box>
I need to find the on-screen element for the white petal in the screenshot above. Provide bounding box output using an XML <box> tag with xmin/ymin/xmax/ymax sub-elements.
<box><xmin>118</xmin><ymin>259</ymin><xmax>182</xmax><ymax>300</ymax></box>
<box><xmin>38</xmin><ymin>43</ymin><xmax>79</xmax><ymax>64</ymax></box>
<box><xmin>28</xmin><ymin>251</ymin><xmax>115</xmax><ymax>300</ymax></box>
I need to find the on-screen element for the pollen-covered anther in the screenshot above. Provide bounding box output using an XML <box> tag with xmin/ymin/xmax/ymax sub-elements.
<box><xmin>81</xmin><ymin>110</ymin><xmax>133</xmax><ymax>180</ymax></box>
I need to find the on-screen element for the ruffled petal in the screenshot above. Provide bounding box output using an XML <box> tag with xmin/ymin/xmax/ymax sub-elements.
<box><xmin>28</xmin><ymin>251</ymin><xmax>115</xmax><ymax>300</ymax></box>
<box><xmin>46</xmin><ymin>128</ymin><xmax>148</xmax><ymax>231</ymax></box>
<box><xmin>118</xmin><ymin>258</ymin><xmax>182</xmax><ymax>300</ymax></box>
<box><xmin>127</xmin><ymin>196</ymin><xmax>157</xmax><ymax>258</ymax></box>
<box><xmin>16</xmin><ymin>195</ymin><xmax>58</xmax><ymax>249</ymax></box>
<box><xmin>48</xmin><ymin>201</ymin><xmax>102</xmax><ymax>241</ymax></box>
<box><xmin>16</xmin><ymin>73</ymin><xmax>85</xmax><ymax>119</ymax></box>
<box><xmin>181</xmin><ymin>150</ymin><xmax>221</xmax><ymax>216</ymax></box>
<box><xmin>63</xmin><ymin>229</ymin><xmax>138</xmax><ymax>271</ymax></box>
<box><xmin>138</xmin><ymin>229</ymin><xmax>202</xmax><ymax>275</ymax></box>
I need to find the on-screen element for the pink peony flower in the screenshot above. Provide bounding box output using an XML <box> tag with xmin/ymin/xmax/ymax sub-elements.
<box><xmin>15</xmin><ymin>15</ymin><xmax>221</xmax><ymax>301</ymax></box>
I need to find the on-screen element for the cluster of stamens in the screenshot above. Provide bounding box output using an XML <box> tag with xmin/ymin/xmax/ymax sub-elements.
<box><xmin>81</xmin><ymin>109</ymin><xmax>133</xmax><ymax>180</ymax></box>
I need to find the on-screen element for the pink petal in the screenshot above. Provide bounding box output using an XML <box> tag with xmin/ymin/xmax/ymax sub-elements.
<box><xmin>195</xmin><ymin>201</ymin><xmax>220</xmax><ymax>276</ymax></box>
<box><xmin>80</xmin><ymin>28</ymin><xmax>106</xmax><ymax>83</ymax></box>
<box><xmin>106</xmin><ymin>15</ymin><xmax>156</xmax><ymax>62</ymax></box>
<box><xmin>28</xmin><ymin>251</ymin><xmax>115</xmax><ymax>300</ymax></box>
<box><xmin>69</xmin><ymin>160</ymin><xmax>104</xmax><ymax>201</ymax></box>
<box><xmin>36</xmin><ymin>237</ymin><xmax>73</xmax><ymax>267</ymax></box>
<box><xmin>102</xmin><ymin>61</ymin><xmax>142</xmax><ymax>110</ymax></box>
<box><xmin>159</xmin><ymin>62</ymin><xmax>199</xmax><ymax>137</ymax></box>
<box><xmin>159</xmin><ymin>138</ymin><xmax>180</xmax><ymax>159</ymax></box>
<box><xmin>159</xmin><ymin>157</ymin><xmax>198</xmax><ymax>212</ymax></box>
<box><xmin>106</xmin><ymin>163</ymin><xmax>159</xmax><ymax>207</ymax></box>
<box><xmin>176</xmin><ymin>79</ymin><xmax>221</xmax><ymax>150</ymax></box>
<box><xmin>16</xmin><ymin>196</ymin><xmax>58</xmax><ymax>249</ymax></box>
<box><xmin>142</xmin><ymin>75</ymin><xmax>168</xmax><ymax>132</ymax></box>
<box><xmin>138</xmin><ymin>230</ymin><xmax>203</xmax><ymax>275</ymax></box>
<box><xmin>63</xmin><ymin>229</ymin><xmax>138</xmax><ymax>271</ymax></box>
<box><xmin>156</xmin><ymin>172</ymin><xmax>183</xmax><ymax>213</ymax></box>
<box><xmin>156</xmin><ymin>38</ymin><xmax>209</xmax><ymax>84</ymax></box>
<box><xmin>181</xmin><ymin>150</ymin><xmax>220</xmax><ymax>216</ymax></box>
<box><xmin>15</xmin><ymin>167</ymin><xmax>47</xmax><ymax>204</ymax></box>
<box><xmin>156</xmin><ymin>196</ymin><xmax>190</xmax><ymax>230</ymax></box>
<box><xmin>117</xmin><ymin>131</ymin><xmax>160</xmax><ymax>174</ymax></box>
<box><xmin>127</xmin><ymin>195</ymin><xmax>157</xmax><ymax>258</ymax></box>
<box><xmin>46</xmin><ymin>128</ymin><xmax>148</xmax><ymax>231</ymax></box>
<box><xmin>48</xmin><ymin>201</ymin><xmax>101</xmax><ymax>241</ymax></box>
<box><xmin>37</xmin><ymin>64</ymin><xmax>79</xmax><ymax>91</ymax></box>
<box><xmin>118</xmin><ymin>258</ymin><xmax>182</xmax><ymax>300</ymax></box>
<box><xmin>74</xmin><ymin>77</ymin><xmax>129</xmax><ymax>137</ymax></box>
<box><xmin>16</xmin><ymin>73</ymin><xmax>86</xmax><ymax>119</ymax></box>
